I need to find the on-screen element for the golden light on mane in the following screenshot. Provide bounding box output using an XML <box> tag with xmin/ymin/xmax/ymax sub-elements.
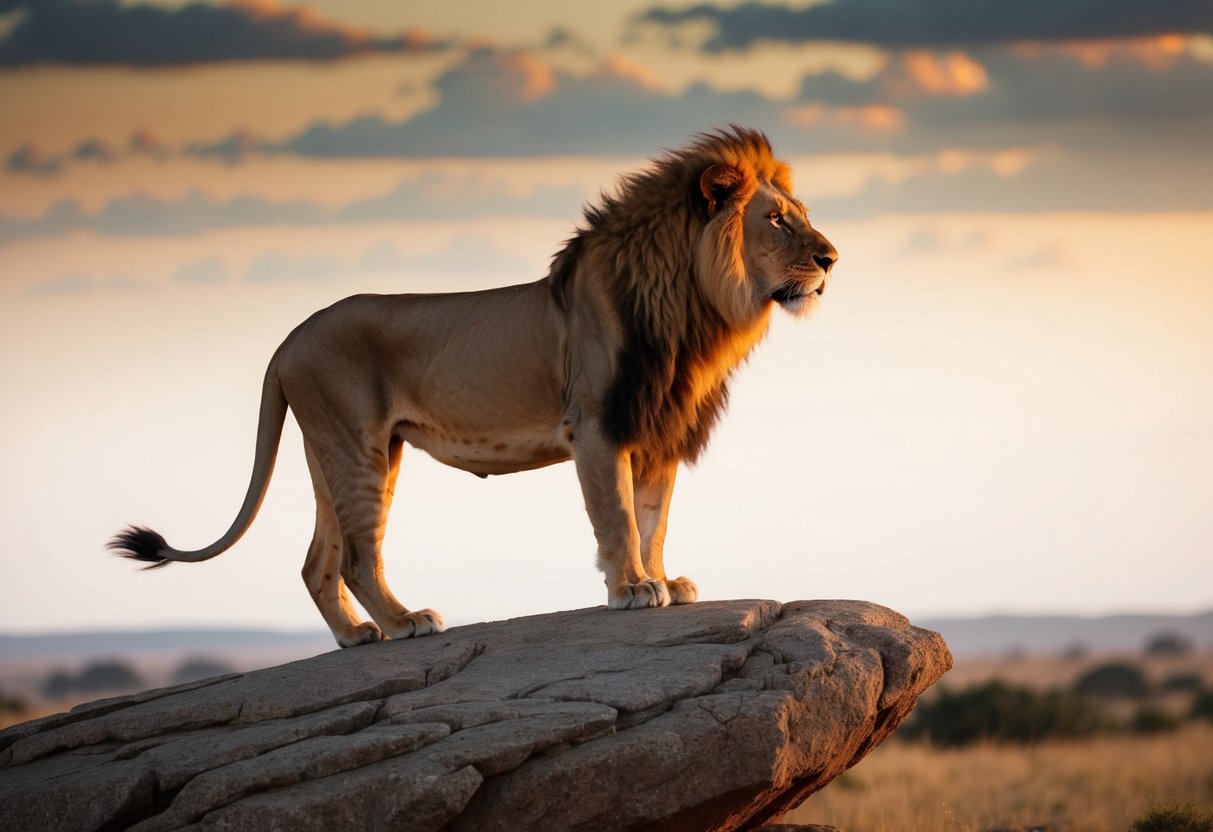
<box><xmin>554</xmin><ymin>127</ymin><xmax>795</xmax><ymax>476</ymax></box>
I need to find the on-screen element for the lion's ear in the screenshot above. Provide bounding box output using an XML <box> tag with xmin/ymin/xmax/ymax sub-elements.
<box><xmin>699</xmin><ymin>164</ymin><xmax>743</xmax><ymax>214</ymax></box>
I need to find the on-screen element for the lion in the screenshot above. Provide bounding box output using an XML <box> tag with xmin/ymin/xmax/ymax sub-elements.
<box><xmin>110</xmin><ymin>127</ymin><xmax>839</xmax><ymax>648</ymax></box>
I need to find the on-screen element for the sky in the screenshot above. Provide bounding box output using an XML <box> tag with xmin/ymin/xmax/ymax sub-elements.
<box><xmin>0</xmin><ymin>0</ymin><xmax>1211</xmax><ymax>635</ymax></box>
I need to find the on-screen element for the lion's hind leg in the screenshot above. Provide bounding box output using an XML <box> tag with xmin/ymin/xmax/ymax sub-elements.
<box><xmin>303</xmin><ymin>441</ymin><xmax>383</xmax><ymax>648</ymax></box>
<box><xmin>633</xmin><ymin>460</ymin><xmax>698</xmax><ymax>606</ymax></box>
<box><xmin>315</xmin><ymin>433</ymin><xmax>443</xmax><ymax>641</ymax></box>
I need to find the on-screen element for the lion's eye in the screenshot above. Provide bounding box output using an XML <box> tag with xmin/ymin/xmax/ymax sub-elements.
<box><xmin>769</xmin><ymin>211</ymin><xmax>783</xmax><ymax>226</ymax></box>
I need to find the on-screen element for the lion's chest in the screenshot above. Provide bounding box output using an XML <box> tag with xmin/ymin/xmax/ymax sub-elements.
<box><xmin>396</xmin><ymin>422</ymin><xmax>572</xmax><ymax>477</ymax></box>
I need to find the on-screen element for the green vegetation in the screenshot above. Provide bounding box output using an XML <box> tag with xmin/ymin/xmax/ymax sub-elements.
<box><xmin>1162</xmin><ymin>672</ymin><xmax>1206</xmax><ymax>694</ymax></box>
<box><xmin>907</xmin><ymin>655</ymin><xmax>1212</xmax><ymax>746</ymax></box>
<box><xmin>42</xmin><ymin>660</ymin><xmax>144</xmax><ymax>697</ymax></box>
<box><xmin>171</xmin><ymin>658</ymin><xmax>237</xmax><ymax>685</ymax></box>
<box><xmin>1132</xmin><ymin>704</ymin><xmax>1182</xmax><ymax>735</ymax></box>
<box><xmin>0</xmin><ymin>688</ymin><xmax>28</xmax><ymax>716</ymax></box>
<box><xmin>1143</xmin><ymin>632</ymin><xmax>1196</xmax><ymax>658</ymax></box>
<box><xmin>903</xmin><ymin>680</ymin><xmax>1106</xmax><ymax>746</ymax></box>
<box><xmin>1131</xmin><ymin>801</ymin><xmax>1213</xmax><ymax>832</ymax></box>
<box><xmin>1192</xmin><ymin>691</ymin><xmax>1213</xmax><ymax>722</ymax></box>
<box><xmin>1073</xmin><ymin>661</ymin><xmax>1149</xmax><ymax>699</ymax></box>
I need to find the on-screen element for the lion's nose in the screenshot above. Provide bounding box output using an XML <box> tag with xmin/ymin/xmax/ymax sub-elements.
<box><xmin>812</xmin><ymin>241</ymin><xmax>838</xmax><ymax>272</ymax></box>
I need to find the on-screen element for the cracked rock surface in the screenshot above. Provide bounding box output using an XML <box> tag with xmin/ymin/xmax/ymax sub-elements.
<box><xmin>0</xmin><ymin>600</ymin><xmax>951</xmax><ymax>831</ymax></box>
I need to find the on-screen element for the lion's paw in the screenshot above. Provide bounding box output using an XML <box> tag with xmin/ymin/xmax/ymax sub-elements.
<box><xmin>383</xmin><ymin>609</ymin><xmax>445</xmax><ymax>639</ymax></box>
<box><xmin>337</xmin><ymin>621</ymin><xmax>384</xmax><ymax>649</ymax></box>
<box><xmin>608</xmin><ymin>579</ymin><xmax>671</xmax><ymax>610</ymax></box>
<box><xmin>665</xmin><ymin>576</ymin><xmax>699</xmax><ymax>605</ymax></box>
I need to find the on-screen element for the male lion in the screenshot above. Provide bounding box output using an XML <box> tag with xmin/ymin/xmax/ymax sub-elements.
<box><xmin>110</xmin><ymin>127</ymin><xmax>838</xmax><ymax>648</ymax></box>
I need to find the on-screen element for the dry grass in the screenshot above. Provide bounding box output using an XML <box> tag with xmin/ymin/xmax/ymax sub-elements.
<box><xmin>787</xmin><ymin>723</ymin><xmax>1213</xmax><ymax>832</ymax></box>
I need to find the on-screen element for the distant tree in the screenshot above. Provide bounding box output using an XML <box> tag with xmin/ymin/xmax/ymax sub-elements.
<box><xmin>1192</xmin><ymin>690</ymin><xmax>1213</xmax><ymax>721</ymax></box>
<box><xmin>1131</xmin><ymin>801</ymin><xmax>1213</xmax><ymax>832</ymax></box>
<box><xmin>42</xmin><ymin>669</ymin><xmax>76</xmax><ymax>698</ymax></box>
<box><xmin>76</xmin><ymin>660</ymin><xmax>144</xmax><ymax>693</ymax></box>
<box><xmin>0</xmin><ymin>688</ymin><xmax>28</xmax><ymax>716</ymax></box>
<box><xmin>1073</xmin><ymin>661</ymin><xmax>1149</xmax><ymax>699</ymax></box>
<box><xmin>1160</xmin><ymin>672</ymin><xmax>1205</xmax><ymax>694</ymax></box>
<box><xmin>1144</xmin><ymin>631</ymin><xmax>1195</xmax><ymax>658</ymax></box>
<box><xmin>902</xmin><ymin>680</ymin><xmax>1107</xmax><ymax>746</ymax></box>
<box><xmin>1130</xmin><ymin>704</ymin><xmax>1181</xmax><ymax>734</ymax></box>
<box><xmin>172</xmin><ymin>658</ymin><xmax>236</xmax><ymax>685</ymax></box>
<box><xmin>1060</xmin><ymin>642</ymin><xmax>1090</xmax><ymax>661</ymax></box>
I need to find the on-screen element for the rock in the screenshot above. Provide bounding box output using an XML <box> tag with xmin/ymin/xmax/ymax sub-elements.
<box><xmin>0</xmin><ymin>600</ymin><xmax>950</xmax><ymax>831</ymax></box>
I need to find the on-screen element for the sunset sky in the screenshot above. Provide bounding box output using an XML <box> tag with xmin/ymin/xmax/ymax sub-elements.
<box><xmin>1</xmin><ymin>0</ymin><xmax>1210</xmax><ymax>634</ymax></box>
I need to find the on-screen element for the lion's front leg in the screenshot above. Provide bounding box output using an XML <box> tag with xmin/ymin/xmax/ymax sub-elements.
<box><xmin>633</xmin><ymin>460</ymin><xmax>698</xmax><ymax>606</ymax></box>
<box><xmin>572</xmin><ymin>424</ymin><xmax>670</xmax><ymax>610</ymax></box>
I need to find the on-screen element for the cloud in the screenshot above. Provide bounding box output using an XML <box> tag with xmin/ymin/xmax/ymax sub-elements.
<box><xmin>5</xmin><ymin>143</ymin><xmax>61</xmax><ymax>176</ymax></box>
<box><xmin>70</xmin><ymin>137</ymin><xmax>119</xmax><ymax>163</ymax></box>
<box><xmin>1008</xmin><ymin>241</ymin><xmax>1074</xmax><ymax>270</ymax></box>
<box><xmin>175</xmin><ymin>257</ymin><xmax>229</xmax><ymax>285</ymax></box>
<box><xmin>356</xmin><ymin>237</ymin><xmax>541</xmax><ymax>277</ymax></box>
<box><xmin>786</xmin><ymin>44</ymin><xmax>1213</xmax><ymax>158</ymax></box>
<box><xmin>635</xmin><ymin>0</ymin><xmax>1213</xmax><ymax>51</ymax></box>
<box><xmin>818</xmin><ymin>146</ymin><xmax>1213</xmax><ymax>218</ymax></box>
<box><xmin>28</xmin><ymin>271</ymin><xmax>141</xmax><ymax>294</ymax></box>
<box><xmin>244</xmin><ymin>251</ymin><xmax>339</xmax><ymax>284</ymax></box>
<box><xmin>16</xmin><ymin>37</ymin><xmax>1209</xmax><ymax>183</ymax></box>
<box><xmin>173</xmin><ymin>41</ymin><xmax>1212</xmax><ymax>168</ymax></box>
<box><xmin>217</xmin><ymin>48</ymin><xmax>842</xmax><ymax>159</ymax></box>
<box><xmin>0</xmin><ymin>171</ymin><xmax>586</xmax><ymax>247</ymax></box>
<box><xmin>0</xmin><ymin>0</ymin><xmax>446</xmax><ymax>66</ymax></box>
<box><xmin>7</xmin><ymin>131</ymin><xmax>163</xmax><ymax>175</ymax></box>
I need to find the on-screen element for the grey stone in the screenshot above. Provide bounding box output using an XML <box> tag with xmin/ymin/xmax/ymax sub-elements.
<box><xmin>0</xmin><ymin>600</ymin><xmax>951</xmax><ymax>831</ymax></box>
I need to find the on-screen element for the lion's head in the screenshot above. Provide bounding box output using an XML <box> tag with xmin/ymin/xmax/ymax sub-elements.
<box><xmin>578</xmin><ymin>127</ymin><xmax>838</xmax><ymax>333</ymax></box>
<box><xmin>692</xmin><ymin>131</ymin><xmax>838</xmax><ymax>325</ymax></box>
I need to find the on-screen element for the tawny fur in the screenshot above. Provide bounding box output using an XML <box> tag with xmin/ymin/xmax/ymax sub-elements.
<box><xmin>111</xmin><ymin>127</ymin><xmax>839</xmax><ymax>648</ymax></box>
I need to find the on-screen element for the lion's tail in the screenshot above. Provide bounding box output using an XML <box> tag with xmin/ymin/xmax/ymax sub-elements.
<box><xmin>108</xmin><ymin>356</ymin><xmax>289</xmax><ymax>569</ymax></box>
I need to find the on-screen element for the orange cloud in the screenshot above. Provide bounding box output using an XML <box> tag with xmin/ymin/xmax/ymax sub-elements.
<box><xmin>903</xmin><ymin>51</ymin><xmax>989</xmax><ymax>95</ymax></box>
<box><xmin>1014</xmin><ymin>35</ymin><xmax>1190</xmax><ymax>71</ymax></box>
<box><xmin>501</xmin><ymin>52</ymin><xmax>558</xmax><ymax>101</ymax></box>
<box><xmin>593</xmin><ymin>54</ymin><xmax>660</xmax><ymax>90</ymax></box>
<box><xmin>784</xmin><ymin>104</ymin><xmax>905</xmax><ymax>132</ymax></box>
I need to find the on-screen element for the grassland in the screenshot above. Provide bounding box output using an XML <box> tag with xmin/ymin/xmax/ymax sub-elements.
<box><xmin>787</xmin><ymin>723</ymin><xmax>1213</xmax><ymax>831</ymax></box>
<box><xmin>785</xmin><ymin>649</ymin><xmax>1213</xmax><ymax>832</ymax></box>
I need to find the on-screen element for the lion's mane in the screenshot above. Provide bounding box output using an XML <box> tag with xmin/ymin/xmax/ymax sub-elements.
<box><xmin>548</xmin><ymin>127</ymin><xmax>791</xmax><ymax>477</ymax></box>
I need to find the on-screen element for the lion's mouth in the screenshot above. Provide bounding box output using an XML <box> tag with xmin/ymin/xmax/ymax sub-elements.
<box><xmin>771</xmin><ymin>278</ymin><xmax>826</xmax><ymax>306</ymax></box>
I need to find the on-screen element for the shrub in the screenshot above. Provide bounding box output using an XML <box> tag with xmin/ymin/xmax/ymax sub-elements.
<box><xmin>1130</xmin><ymin>704</ymin><xmax>1181</xmax><ymax>734</ymax></box>
<box><xmin>1143</xmin><ymin>631</ymin><xmax>1195</xmax><ymax>658</ymax></box>
<box><xmin>1160</xmin><ymin>672</ymin><xmax>1204</xmax><ymax>694</ymax></box>
<box><xmin>1131</xmin><ymin>801</ymin><xmax>1213</xmax><ymax>832</ymax></box>
<box><xmin>1192</xmin><ymin>690</ymin><xmax>1213</xmax><ymax>721</ymax></box>
<box><xmin>42</xmin><ymin>669</ymin><xmax>76</xmax><ymax>698</ymax></box>
<box><xmin>0</xmin><ymin>689</ymin><xmax>28</xmax><ymax>716</ymax></box>
<box><xmin>172</xmin><ymin>658</ymin><xmax>237</xmax><ymax>685</ymax></box>
<box><xmin>1073</xmin><ymin>661</ymin><xmax>1149</xmax><ymax>699</ymax></box>
<box><xmin>42</xmin><ymin>660</ymin><xmax>144</xmax><ymax>697</ymax></box>
<box><xmin>903</xmin><ymin>680</ymin><xmax>1107</xmax><ymax>746</ymax></box>
<box><xmin>76</xmin><ymin>661</ymin><xmax>143</xmax><ymax>692</ymax></box>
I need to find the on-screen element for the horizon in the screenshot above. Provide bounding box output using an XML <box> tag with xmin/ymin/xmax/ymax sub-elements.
<box><xmin>1</xmin><ymin>1</ymin><xmax>1211</xmax><ymax>636</ymax></box>
<box><xmin>3</xmin><ymin>603</ymin><xmax>1213</xmax><ymax>640</ymax></box>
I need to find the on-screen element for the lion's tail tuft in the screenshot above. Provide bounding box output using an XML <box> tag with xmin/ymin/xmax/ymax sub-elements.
<box><xmin>108</xmin><ymin>352</ymin><xmax>289</xmax><ymax>571</ymax></box>
<box><xmin>107</xmin><ymin>525</ymin><xmax>172</xmax><ymax>570</ymax></box>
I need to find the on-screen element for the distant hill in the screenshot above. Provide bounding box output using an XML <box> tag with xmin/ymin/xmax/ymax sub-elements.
<box><xmin>0</xmin><ymin>628</ymin><xmax>333</xmax><ymax>663</ymax></box>
<box><xmin>918</xmin><ymin>610</ymin><xmax>1213</xmax><ymax>657</ymax></box>
<box><xmin>2</xmin><ymin>609</ymin><xmax>1211</xmax><ymax>665</ymax></box>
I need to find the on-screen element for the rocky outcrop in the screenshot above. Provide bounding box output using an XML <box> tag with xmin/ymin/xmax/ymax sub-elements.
<box><xmin>0</xmin><ymin>600</ymin><xmax>950</xmax><ymax>831</ymax></box>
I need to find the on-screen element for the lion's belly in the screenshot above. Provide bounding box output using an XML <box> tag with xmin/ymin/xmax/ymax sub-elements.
<box><xmin>396</xmin><ymin>422</ymin><xmax>572</xmax><ymax>476</ymax></box>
